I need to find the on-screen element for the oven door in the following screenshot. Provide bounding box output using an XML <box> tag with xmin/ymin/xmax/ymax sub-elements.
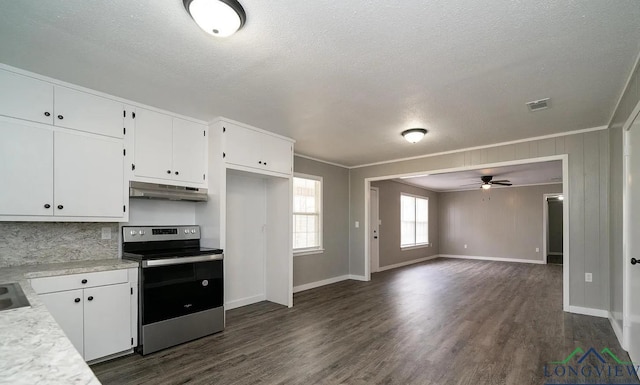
<box><xmin>141</xmin><ymin>258</ymin><xmax>223</xmax><ymax>325</ymax></box>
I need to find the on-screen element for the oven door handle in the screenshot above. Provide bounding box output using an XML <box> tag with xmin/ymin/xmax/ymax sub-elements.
<box><xmin>142</xmin><ymin>254</ymin><xmax>223</xmax><ymax>268</ymax></box>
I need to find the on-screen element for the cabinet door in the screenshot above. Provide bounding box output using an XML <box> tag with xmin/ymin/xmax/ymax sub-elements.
<box><xmin>223</xmin><ymin>123</ymin><xmax>262</xmax><ymax>169</ymax></box>
<box><xmin>39</xmin><ymin>289</ymin><xmax>85</xmax><ymax>358</ymax></box>
<box><xmin>54</xmin><ymin>131</ymin><xmax>124</xmax><ymax>218</ymax></box>
<box><xmin>172</xmin><ymin>118</ymin><xmax>206</xmax><ymax>184</ymax></box>
<box><xmin>133</xmin><ymin>108</ymin><xmax>173</xmax><ymax>180</ymax></box>
<box><xmin>0</xmin><ymin>118</ymin><xmax>54</xmax><ymax>216</ymax></box>
<box><xmin>54</xmin><ymin>86</ymin><xmax>124</xmax><ymax>138</ymax></box>
<box><xmin>261</xmin><ymin>134</ymin><xmax>292</xmax><ymax>175</ymax></box>
<box><xmin>83</xmin><ymin>283</ymin><xmax>132</xmax><ymax>362</ymax></box>
<box><xmin>0</xmin><ymin>70</ymin><xmax>54</xmax><ymax>124</ymax></box>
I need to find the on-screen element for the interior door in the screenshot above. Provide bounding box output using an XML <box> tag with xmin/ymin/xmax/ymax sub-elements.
<box><xmin>370</xmin><ymin>187</ymin><xmax>380</xmax><ymax>273</ymax></box>
<box><xmin>626</xmin><ymin>110</ymin><xmax>640</xmax><ymax>367</ymax></box>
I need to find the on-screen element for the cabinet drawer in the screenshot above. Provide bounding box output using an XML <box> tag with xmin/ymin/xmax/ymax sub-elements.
<box><xmin>30</xmin><ymin>269</ymin><xmax>129</xmax><ymax>294</ymax></box>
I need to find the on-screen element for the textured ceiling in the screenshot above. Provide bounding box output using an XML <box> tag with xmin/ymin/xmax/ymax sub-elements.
<box><xmin>395</xmin><ymin>160</ymin><xmax>562</xmax><ymax>192</ymax></box>
<box><xmin>1</xmin><ymin>1</ymin><xmax>639</xmax><ymax>166</ymax></box>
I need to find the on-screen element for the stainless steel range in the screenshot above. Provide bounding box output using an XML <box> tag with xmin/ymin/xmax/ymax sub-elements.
<box><xmin>122</xmin><ymin>225</ymin><xmax>224</xmax><ymax>355</ymax></box>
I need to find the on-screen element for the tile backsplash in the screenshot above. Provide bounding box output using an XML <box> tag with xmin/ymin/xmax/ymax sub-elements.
<box><xmin>0</xmin><ymin>222</ymin><xmax>119</xmax><ymax>267</ymax></box>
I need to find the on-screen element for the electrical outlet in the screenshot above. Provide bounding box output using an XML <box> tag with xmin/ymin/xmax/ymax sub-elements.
<box><xmin>536</xmin><ymin>247</ymin><xmax>539</xmax><ymax>252</ymax></box>
<box><xmin>464</xmin><ymin>244</ymin><xmax>467</xmax><ymax>249</ymax></box>
<box><xmin>585</xmin><ymin>273</ymin><xmax>593</xmax><ymax>282</ymax></box>
<box><xmin>101</xmin><ymin>227</ymin><xmax>112</xmax><ymax>240</ymax></box>
<box><xmin>355</xmin><ymin>221</ymin><xmax>359</xmax><ymax>228</ymax></box>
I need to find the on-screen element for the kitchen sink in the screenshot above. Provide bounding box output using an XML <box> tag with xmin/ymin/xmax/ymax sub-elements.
<box><xmin>0</xmin><ymin>283</ymin><xmax>30</xmax><ymax>311</ymax></box>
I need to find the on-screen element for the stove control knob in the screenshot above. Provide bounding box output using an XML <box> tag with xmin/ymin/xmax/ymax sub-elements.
<box><xmin>184</xmin><ymin>229</ymin><xmax>189</xmax><ymax>234</ymax></box>
<box><xmin>130</xmin><ymin>230</ymin><xmax>136</xmax><ymax>236</ymax></box>
<box><xmin>139</xmin><ymin>230</ymin><xmax>145</xmax><ymax>236</ymax></box>
<box><xmin>191</xmin><ymin>229</ymin><xmax>196</xmax><ymax>234</ymax></box>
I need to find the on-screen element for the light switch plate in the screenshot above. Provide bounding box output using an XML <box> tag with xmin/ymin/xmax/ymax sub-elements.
<box><xmin>585</xmin><ymin>273</ymin><xmax>592</xmax><ymax>282</ymax></box>
<box><xmin>536</xmin><ymin>248</ymin><xmax>539</xmax><ymax>252</ymax></box>
<box><xmin>355</xmin><ymin>221</ymin><xmax>359</xmax><ymax>228</ymax></box>
<box><xmin>464</xmin><ymin>244</ymin><xmax>467</xmax><ymax>249</ymax></box>
<box><xmin>101</xmin><ymin>227</ymin><xmax>112</xmax><ymax>240</ymax></box>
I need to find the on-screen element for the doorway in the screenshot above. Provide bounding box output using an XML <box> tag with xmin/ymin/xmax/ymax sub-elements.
<box><xmin>543</xmin><ymin>194</ymin><xmax>564</xmax><ymax>265</ymax></box>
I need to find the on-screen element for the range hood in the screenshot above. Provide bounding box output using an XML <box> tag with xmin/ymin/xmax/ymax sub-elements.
<box><xmin>129</xmin><ymin>181</ymin><xmax>208</xmax><ymax>202</ymax></box>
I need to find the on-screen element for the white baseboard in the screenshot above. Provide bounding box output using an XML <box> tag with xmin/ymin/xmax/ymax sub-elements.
<box><xmin>609</xmin><ymin>311</ymin><xmax>627</xmax><ymax>350</ymax></box>
<box><xmin>225</xmin><ymin>294</ymin><xmax>266</xmax><ymax>310</ymax></box>
<box><xmin>348</xmin><ymin>274</ymin><xmax>368</xmax><ymax>281</ymax></box>
<box><xmin>439</xmin><ymin>254</ymin><xmax>546</xmax><ymax>265</ymax></box>
<box><xmin>377</xmin><ymin>255</ymin><xmax>439</xmax><ymax>272</ymax></box>
<box><xmin>568</xmin><ymin>305</ymin><xmax>608</xmax><ymax>318</ymax></box>
<box><xmin>293</xmin><ymin>275</ymin><xmax>350</xmax><ymax>293</ymax></box>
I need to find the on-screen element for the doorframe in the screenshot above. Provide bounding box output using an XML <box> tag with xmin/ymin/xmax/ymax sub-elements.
<box><xmin>369</xmin><ymin>186</ymin><xmax>380</xmax><ymax>273</ymax></box>
<box><xmin>622</xmin><ymin>101</ymin><xmax>640</xmax><ymax>351</ymax></box>
<box><xmin>543</xmin><ymin>193</ymin><xmax>564</xmax><ymax>264</ymax></box>
<box><xmin>363</xmin><ymin>154</ymin><xmax>570</xmax><ymax>312</ymax></box>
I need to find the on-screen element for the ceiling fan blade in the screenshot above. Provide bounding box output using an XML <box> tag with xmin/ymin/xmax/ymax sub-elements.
<box><xmin>491</xmin><ymin>180</ymin><xmax>511</xmax><ymax>183</ymax></box>
<box><xmin>492</xmin><ymin>182</ymin><xmax>512</xmax><ymax>186</ymax></box>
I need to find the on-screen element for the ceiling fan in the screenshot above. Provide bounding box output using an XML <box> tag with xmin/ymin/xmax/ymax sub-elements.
<box><xmin>462</xmin><ymin>175</ymin><xmax>513</xmax><ymax>189</ymax></box>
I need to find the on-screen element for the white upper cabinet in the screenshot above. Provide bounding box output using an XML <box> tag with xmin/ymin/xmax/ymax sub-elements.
<box><xmin>133</xmin><ymin>108</ymin><xmax>174</xmax><ymax>180</ymax></box>
<box><xmin>54</xmin><ymin>131</ymin><xmax>124</xmax><ymax>218</ymax></box>
<box><xmin>0</xmin><ymin>116</ymin><xmax>125</xmax><ymax>220</ymax></box>
<box><xmin>0</xmin><ymin>70</ymin><xmax>54</xmax><ymax>124</ymax></box>
<box><xmin>223</xmin><ymin>122</ymin><xmax>293</xmax><ymax>176</ymax></box>
<box><xmin>0</xmin><ymin>118</ymin><xmax>54</xmax><ymax>216</ymax></box>
<box><xmin>133</xmin><ymin>108</ymin><xmax>207</xmax><ymax>186</ymax></box>
<box><xmin>0</xmin><ymin>69</ymin><xmax>124</xmax><ymax>138</ymax></box>
<box><xmin>54</xmin><ymin>86</ymin><xmax>124</xmax><ymax>138</ymax></box>
<box><xmin>173</xmin><ymin>118</ymin><xmax>207</xmax><ymax>184</ymax></box>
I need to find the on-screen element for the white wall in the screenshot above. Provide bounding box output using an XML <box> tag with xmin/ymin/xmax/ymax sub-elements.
<box><xmin>438</xmin><ymin>184</ymin><xmax>562</xmax><ymax>262</ymax></box>
<box><xmin>127</xmin><ymin>199</ymin><xmax>197</xmax><ymax>226</ymax></box>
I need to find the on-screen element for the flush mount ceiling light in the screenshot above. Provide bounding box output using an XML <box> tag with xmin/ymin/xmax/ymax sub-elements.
<box><xmin>401</xmin><ymin>128</ymin><xmax>428</xmax><ymax>143</ymax></box>
<box><xmin>183</xmin><ymin>0</ymin><xmax>246</xmax><ymax>37</ymax></box>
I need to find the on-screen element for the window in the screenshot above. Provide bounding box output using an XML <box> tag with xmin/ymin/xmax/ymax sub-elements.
<box><xmin>401</xmin><ymin>194</ymin><xmax>429</xmax><ymax>247</ymax></box>
<box><xmin>293</xmin><ymin>174</ymin><xmax>323</xmax><ymax>254</ymax></box>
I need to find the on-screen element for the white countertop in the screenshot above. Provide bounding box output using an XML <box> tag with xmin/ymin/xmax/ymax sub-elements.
<box><xmin>0</xmin><ymin>259</ymin><xmax>138</xmax><ymax>385</ymax></box>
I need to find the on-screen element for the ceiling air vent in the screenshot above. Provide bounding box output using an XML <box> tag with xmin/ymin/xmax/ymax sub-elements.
<box><xmin>526</xmin><ymin>98</ymin><xmax>550</xmax><ymax>112</ymax></box>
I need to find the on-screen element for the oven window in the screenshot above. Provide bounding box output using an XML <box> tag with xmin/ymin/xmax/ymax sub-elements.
<box><xmin>142</xmin><ymin>260</ymin><xmax>223</xmax><ymax>324</ymax></box>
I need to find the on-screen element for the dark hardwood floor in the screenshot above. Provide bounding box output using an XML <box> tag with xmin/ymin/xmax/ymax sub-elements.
<box><xmin>92</xmin><ymin>259</ymin><xmax>637</xmax><ymax>385</ymax></box>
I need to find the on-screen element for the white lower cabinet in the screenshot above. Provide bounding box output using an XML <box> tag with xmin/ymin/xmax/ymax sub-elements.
<box><xmin>83</xmin><ymin>283</ymin><xmax>132</xmax><ymax>361</ymax></box>
<box><xmin>39</xmin><ymin>289</ymin><xmax>85</xmax><ymax>357</ymax></box>
<box><xmin>32</xmin><ymin>269</ymin><xmax>136</xmax><ymax>362</ymax></box>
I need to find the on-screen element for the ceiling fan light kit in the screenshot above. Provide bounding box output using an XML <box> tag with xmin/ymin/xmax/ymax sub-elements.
<box><xmin>183</xmin><ymin>0</ymin><xmax>246</xmax><ymax>37</ymax></box>
<box><xmin>401</xmin><ymin>128</ymin><xmax>428</xmax><ymax>143</ymax></box>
